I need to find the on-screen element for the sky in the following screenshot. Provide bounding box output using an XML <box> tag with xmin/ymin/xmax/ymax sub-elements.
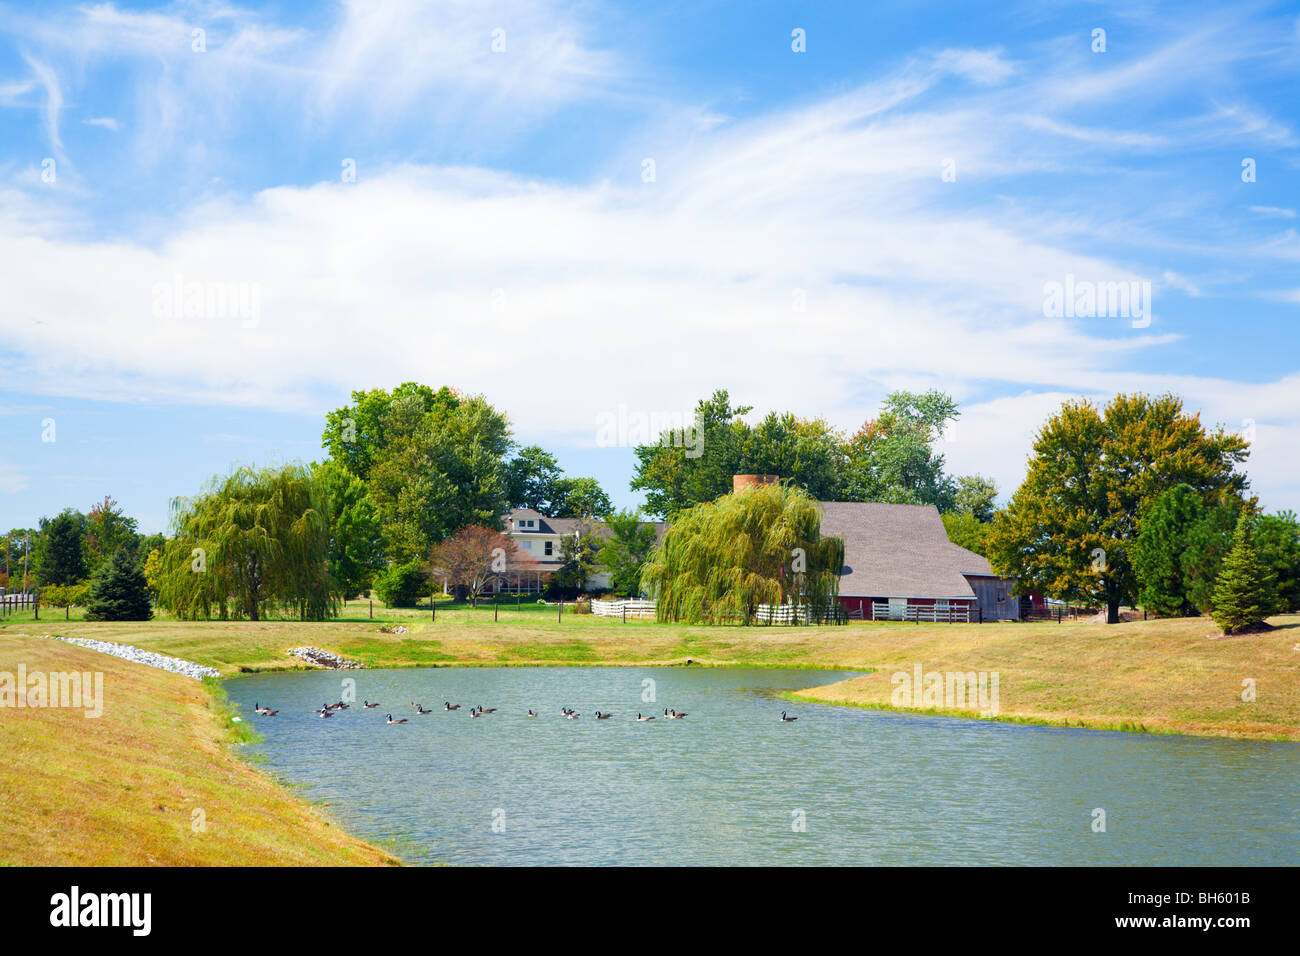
<box><xmin>0</xmin><ymin>0</ymin><xmax>1298</xmax><ymax>534</ymax></box>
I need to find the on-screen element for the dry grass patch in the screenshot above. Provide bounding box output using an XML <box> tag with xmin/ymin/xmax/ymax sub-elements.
<box><xmin>0</xmin><ymin>635</ymin><xmax>398</xmax><ymax>866</ymax></box>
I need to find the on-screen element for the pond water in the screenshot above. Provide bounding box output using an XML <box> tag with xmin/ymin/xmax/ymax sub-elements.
<box><xmin>226</xmin><ymin>667</ymin><xmax>1300</xmax><ymax>866</ymax></box>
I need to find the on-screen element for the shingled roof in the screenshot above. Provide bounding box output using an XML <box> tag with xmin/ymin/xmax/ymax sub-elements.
<box><xmin>817</xmin><ymin>501</ymin><xmax>994</xmax><ymax>599</ymax></box>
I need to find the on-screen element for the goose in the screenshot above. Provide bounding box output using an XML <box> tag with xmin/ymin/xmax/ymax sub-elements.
<box><xmin>667</xmin><ymin>708</ymin><xmax>687</xmax><ymax>719</ymax></box>
<box><xmin>469</xmin><ymin>707</ymin><xmax>485</xmax><ymax>718</ymax></box>
<box><xmin>636</xmin><ymin>713</ymin><xmax>655</xmax><ymax>722</ymax></box>
<box><xmin>363</xmin><ymin>700</ymin><xmax>379</xmax><ymax>709</ymax></box>
<box><xmin>478</xmin><ymin>706</ymin><xmax>498</xmax><ymax>714</ymax></box>
<box><xmin>386</xmin><ymin>714</ymin><xmax>408</xmax><ymax>724</ymax></box>
<box><xmin>444</xmin><ymin>702</ymin><xmax>461</xmax><ymax>711</ymax></box>
<box><xmin>319</xmin><ymin>708</ymin><xmax>333</xmax><ymax>718</ymax></box>
<box><xmin>779</xmin><ymin>711</ymin><xmax>798</xmax><ymax>723</ymax></box>
<box><xmin>333</xmin><ymin>700</ymin><xmax>349</xmax><ymax>710</ymax></box>
<box><xmin>595</xmin><ymin>711</ymin><xmax>613</xmax><ymax>719</ymax></box>
<box><xmin>414</xmin><ymin>704</ymin><xmax>432</xmax><ymax>715</ymax></box>
<box><xmin>261</xmin><ymin>707</ymin><xmax>279</xmax><ymax>716</ymax></box>
<box><xmin>565</xmin><ymin>710</ymin><xmax>581</xmax><ymax>719</ymax></box>
<box><xmin>254</xmin><ymin>702</ymin><xmax>269</xmax><ymax>715</ymax></box>
<box><xmin>527</xmin><ymin>709</ymin><xmax>538</xmax><ymax>718</ymax></box>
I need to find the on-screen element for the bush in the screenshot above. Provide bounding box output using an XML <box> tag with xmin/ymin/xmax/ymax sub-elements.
<box><xmin>85</xmin><ymin>550</ymin><xmax>153</xmax><ymax>621</ymax></box>
<box><xmin>374</xmin><ymin>560</ymin><xmax>429</xmax><ymax>608</ymax></box>
<box><xmin>42</xmin><ymin>580</ymin><xmax>92</xmax><ymax>608</ymax></box>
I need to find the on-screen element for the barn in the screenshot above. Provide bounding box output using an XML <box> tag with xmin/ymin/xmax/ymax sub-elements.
<box><xmin>818</xmin><ymin>501</ymin><xmax>1017</xmax><ymax>622</ymax></box>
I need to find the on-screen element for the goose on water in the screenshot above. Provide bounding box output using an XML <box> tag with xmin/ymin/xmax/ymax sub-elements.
<box><xmin>386</xmin><ymin>713</ymin><xmax>408</xmax><ymax>724</ymax></box>
<box><xmin>780</xmin><ymin>711</ymin><xmax>798</xmax><ymax>723</ymax></box>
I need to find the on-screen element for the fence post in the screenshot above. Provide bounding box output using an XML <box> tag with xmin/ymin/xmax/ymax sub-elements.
<box><xmin>494</xmin><ymin>599</ymin><xmax>498</xmax><ymax>622</ymax></box>
<box><xmin>369</xmin><ymin>600</ymin><xmax>373</xmax><ymax>619</ymax></box>
<box><xmin>622</xmin><ymin>604</ymin><xmax>626</xmax><ymax>624</ymax></box>
<box><xmin>558</xmin><ymin>601</ymin><xmax>562</xmax><ymax>623</ymax></box>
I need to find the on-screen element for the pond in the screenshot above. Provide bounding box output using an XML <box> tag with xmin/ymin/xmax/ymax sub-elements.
<box><xmin>226</xmin><ymin>667</ymin><xmax>1300</xmax><ymax>866</ymax></box>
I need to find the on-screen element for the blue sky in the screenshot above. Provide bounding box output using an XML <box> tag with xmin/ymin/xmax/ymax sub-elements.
<box><xmin>1</xmin><ymin>0</ymin><xmax>1298</xmax><ymax>533</ymax></box>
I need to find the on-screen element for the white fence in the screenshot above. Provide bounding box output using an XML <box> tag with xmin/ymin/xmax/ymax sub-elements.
<box><xmin>872</xmin><ymin>601</ymin><xmax>971</xmax><ymax>623</ymax></box>
<box><xmin>752</xmin><ymin>603</ymin><xmax>843</xmax><ymax>625</ymax></box>
<box><xmin>590</xmin><ymin>599</ymin><xmax>657</xmax><ymax>619</ymax></box>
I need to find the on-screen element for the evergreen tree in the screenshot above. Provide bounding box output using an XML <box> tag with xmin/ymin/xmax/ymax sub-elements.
<box><xmin>1211</xmin><ymin>514</ymin><xmax>1280</xmax><ymax>634</ymax></box>
<box><xmin>1131</xmin><ymin>484</ymin><xmax>1208</xmax><ymax>617</ymax></box>
<box><xmin>85</xmin><ymin>549</ymin><xmax>153</xmax><ymax>621</ymax></box>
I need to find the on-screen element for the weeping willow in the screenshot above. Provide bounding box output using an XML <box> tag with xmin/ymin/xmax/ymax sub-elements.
<box><xmin>158</xmin><ymin>463</ymin><xmax>337</xmax><ymax>621</ymax></box>
<box><xmin>641</xmin><ymin>482</ymin><xmax>845</xmax><ymax>624</ymax></box>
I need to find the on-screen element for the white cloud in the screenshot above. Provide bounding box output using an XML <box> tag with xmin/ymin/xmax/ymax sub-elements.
<box><xmin>83</xmin><ymin>116</ymin><xmax>121</xmax><ymax>131</ymax></box>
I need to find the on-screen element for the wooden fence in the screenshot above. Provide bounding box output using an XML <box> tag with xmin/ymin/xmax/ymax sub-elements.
<box><xmin>872</xmin><ymin>601</ymin><xmax>971</xmax><ymax>623</ymax></box>
<box><xmin>0</xmin><ymin>592</ymin><xmax>39</xmax><ymax>618</ymax></box>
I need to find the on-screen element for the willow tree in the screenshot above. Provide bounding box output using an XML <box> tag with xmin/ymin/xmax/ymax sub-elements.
<box><xmin>158</xmin><ymin>464</ymin><xmax>336</xmax><ymax>621</ymax></box>
<box><xmin>641</xmin><ymin>482</ymin><xmax>844</xmax><ymax>624</ymax></box>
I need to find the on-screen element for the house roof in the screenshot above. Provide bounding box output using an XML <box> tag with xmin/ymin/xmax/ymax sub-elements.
<box><xmin>816</xmin><ymin>501</ymin><xmax>994</xmax><ymax>599</ymax></box>
<box><xmin>503</xmin><ymin>508</ymin><xmax>669</xmax><ymax>545</ymax></box>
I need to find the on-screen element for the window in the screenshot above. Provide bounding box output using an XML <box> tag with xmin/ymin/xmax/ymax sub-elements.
<box><xmin>522</xmin><ymin>540</ymin><xmax>532</xmax><ymax>551</ymax></box>
<box><xmin>544</xmin><ymin>541</ymin><xmax>553</xmax><ymax>556</ymax></box>
<box><xmin>996</xmin><ymin>589</ymin><xmax>1005</xmax><ymax>603</ymax></box>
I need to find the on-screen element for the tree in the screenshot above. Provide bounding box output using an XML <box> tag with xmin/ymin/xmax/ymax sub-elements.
<box><xmin>597</xmin><ymin>509</ymin><xmax>659</xmax><ymax>596</ymax></box>
<box><xmin>85</xmin><ymin>548</ymin><xmax>153</xmax><ymax>621</ymax></box>
<box><xmin>429</xmin><ymin>525</ymin><xmax>517</xmax><ymax>601</ymax></box>
<box><xmin>641</xmin><ymin>482</ymin><xmax>844</xmax><ymax>624</ymax></box>
<box><xmin>550</xmin><ymin>476</ymin><xmax>613</xmax><ymax>519</ymax></box>
<box><xmin>1212</xmin><ymin>513</ymin><xmax>1281</xmax><ymax>634</ymax></box>
<box><xmin>313</xmin><ymin>460</ymin><xmax>384</xmax><ymax>598</ymax></box>
<box><xmin>142</xmin><ymin>548</ymin><xmax>164</xmax><ymax>599</ymax></box>
<box><xmin>953</xmin><ymin>475</ymin><xmax>998</xmax><ymax>522</ymax></box>
<box><xmin>83</xmin><ymin>496</ymin><xmax>140</xmax><ymax>575</ymax></box>
<box><xmin>841</xmin><ymin>390</ymin><xmax>959</xmax><ymax>510</ymax></box>
<box><xmin>987</xmin><ymin>393</ymin><xmax>1250</xmax><ymax>623</ymax></box>
<box><xmin>1181</xmin><ymin>499</ymin><xmax>1248</xmax><ymax>614</ymax></box>
<box><xmin>630</xmin><ymin>392</ymin><xmax>852</xmax><ymax>517</ymax></box>
<box><xmin>631</xmin><ymin>390</ymin><xmax>753</xmax><ymax>518</ymax></box>
<box><xmin>158</xmin><ymin>464</ymin><xmax>335</xmax><ymax>621</ymax></box>
<box><xmin>1255</xmin><ymin>511</ymin><xmax>1300</xmax><ymax>612</ymax></box>
<box><xmin>322</xmin><ymin>382</ymin><xmax>460</xmax><ymax>481</ymax></box>
<box><xmin>361</xmin><ymin>390</ymin><xmax>512</xmax><ymax>562</ymax></box>
<box><xmin>505</xmin><ymin>446</ymin><xmax>563</xmax><ymax>511</ymax></box>
<box><xmin>33</xmin><ymin>509</ymin><xmax>88</xmax><ymax>586</ymax></box>
<box><xmin>556</xmin><ymin>519</ymin><xmax>603</xmax><ymax>593</ymax></box>
<box><xmin>942</xmin><ymin>512</ymin><xmax>991</xmax><ymax>557</ymax></box>
<box><xmin>1131</xmin><ymin>484</ymin><xmax>1210</xmax><ymax>617</ymax></box>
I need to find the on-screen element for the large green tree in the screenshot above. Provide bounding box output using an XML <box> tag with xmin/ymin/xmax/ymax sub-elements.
<box><xmin>1131</xmin><ymin>484</ymin><xmax>1212</xmax><ymax>617</ymax></box>
<box><xmin>841</xmin><ymin>390</ymin><xmax>959</xmax><ymax>510</ymax></box>
<box><xmin>313</xmin><ymin>460</ymin><xmax>384</xmax><ymax>599</ymax></box>
<box><xmin>987</xmin><ymin>393</ymin><xmax>1250</xmax><ymax>623</ymax></box>
<box><xmin>158</xmin><ymin>464</ymin><xmax>336</xmax><ymax>621</ymax></box>
<box><xmin>83</xmin><ymin>496</ymin><xmax>141</xmax><ymax>575</ymax></box>
<box><xmin>597</xmin><ymin>508</ymin><xmax>659</xmax><ymax>597</ymax></box>
<box><xmin>346</xmin><ymin>388</ymin><xmax>512</xmax><ymax>562</ymax></box>
<box><xmin>33</xmin><ymin>509</ymin><xmax>88</xmax><ymax>586</ymax></box>
<box><xmin>1255</xmin><ymin>511</ymin><xmax>1300</xmax><ymax>612</ymax></box>
<box><xmin>641</xmin><ymin>482</ymin><xmax>844</xmax><ymax>624</ymax></box>
<box><xmin>505</xmin><ymin>445</ymin><xmax>563</xmax><ymax>511</ymax></box>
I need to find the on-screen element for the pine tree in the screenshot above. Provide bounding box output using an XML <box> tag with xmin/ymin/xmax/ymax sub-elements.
<box><xmin>1211</xmin><ymin>514</ymin><xmax>1279</xmax><ymax>634</ymax></box>
<box><xmin>85</xmin><ymin>548</ymin><xmax>153</xmax><ymax>622</ymax></box>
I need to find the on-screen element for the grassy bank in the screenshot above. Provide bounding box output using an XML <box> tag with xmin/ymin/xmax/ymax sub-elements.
<box><xmin>4</xmin><ymin>609</ymin><xmax>1298</xmax><ymax>739</ymax></box>
<box><xmin>0</xmin><ymin>634</ymin><xmax>399</xmax><ymax>866</ymax></box>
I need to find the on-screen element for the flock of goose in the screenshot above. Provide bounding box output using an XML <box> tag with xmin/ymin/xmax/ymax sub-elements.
<box><xmin>253</xmin><ymin>700</ymin><xmax>801</xmax><ymax>724</ymax></box>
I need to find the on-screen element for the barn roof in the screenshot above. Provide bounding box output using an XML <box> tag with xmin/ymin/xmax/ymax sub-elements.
<box><xmin>817</xmin><ymin>501</ymin><xmax>994</xmax><ymax>599</ymax></box>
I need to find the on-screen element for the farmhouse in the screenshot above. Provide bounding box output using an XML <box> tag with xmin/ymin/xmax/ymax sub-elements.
<box><xmin>497</xmin><ymin>507</ymin><xmax>668</xmax><ymax>594</ymax></box>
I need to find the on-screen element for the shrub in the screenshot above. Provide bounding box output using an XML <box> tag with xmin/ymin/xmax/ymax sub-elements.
<box><xmin>85</xmin><ymin>550</ymin><xmax>153</xmax><ymax>621</ymax></box>
<box><xmin>374</xmin><ymin>560</ymin><xmax>428</xmax><ymax>607</ymax></box>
